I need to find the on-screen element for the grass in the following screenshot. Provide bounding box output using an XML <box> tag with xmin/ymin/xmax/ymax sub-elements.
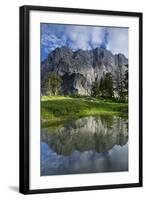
<box><xmin>41</xmin><ymin>96</ymin><xmax>128</xmax><ymax>127</ymax></box>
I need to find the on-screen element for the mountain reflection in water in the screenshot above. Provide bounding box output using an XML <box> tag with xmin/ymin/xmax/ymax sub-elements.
<box><xmin>41</xmin><ymin>115</ymin><xmax>128</xmax><ymax>176</ymax></box>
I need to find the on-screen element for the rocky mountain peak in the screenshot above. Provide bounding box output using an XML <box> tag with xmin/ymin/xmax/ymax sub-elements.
<box><xmin>41</xmin><ymin>46</ymin><xmax>128</xmax><ymax>96</ymax></box>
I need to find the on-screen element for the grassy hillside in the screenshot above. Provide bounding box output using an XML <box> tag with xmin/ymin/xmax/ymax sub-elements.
<box><xmin>41</xmin><ymin>96</ymin><xmax>128</xmax><ymax>127</ymax></box>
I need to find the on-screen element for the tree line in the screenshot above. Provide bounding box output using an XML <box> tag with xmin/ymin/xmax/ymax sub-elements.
<box><xmin>91</xmin><ymin>71</ymin><xmax>128</xmax><ymax>102</ymax></box>
<box><xmin>42</xmin><ymin>71</ymin><xmax>128</xmax><ymax>102</ymax></box>
<box><xmin>42</xmin><ymin>73</ymin><xmax>63</xmax><ymax>96</ymax></box>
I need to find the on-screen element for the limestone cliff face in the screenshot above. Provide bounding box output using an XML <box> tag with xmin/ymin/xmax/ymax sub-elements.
<box><xmin>41</xmin><ymin>46</ymin><xmax>128</xmax><ymax>95</ymax></box>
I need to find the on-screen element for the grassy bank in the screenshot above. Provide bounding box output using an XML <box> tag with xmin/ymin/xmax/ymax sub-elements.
<box><xmin>41</xmin><ymin>96</ymin><xmax>128</xmax><ymax>127</ymax></box>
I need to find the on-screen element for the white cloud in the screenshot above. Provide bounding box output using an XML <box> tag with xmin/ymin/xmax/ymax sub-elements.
<box><xmin>41</xmin><ymin>24</ymin><xmax>128</xmax><ymax>59</ymax></box>
<box><xmin>106</xmin><ymin>28</ymin><xmax>128</xmax><ymax>57</ymax></box>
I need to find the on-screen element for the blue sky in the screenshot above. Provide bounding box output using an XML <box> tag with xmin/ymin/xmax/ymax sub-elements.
<box><xmin>41</xmin><ymin>23</ymin><xmax>128</xmax><ymax>61</ymax></box>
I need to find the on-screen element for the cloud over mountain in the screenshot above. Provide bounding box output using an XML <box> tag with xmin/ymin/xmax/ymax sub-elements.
<box><xmin>41</xmin><ymin>23</ymin><xmax>128</xmax><ymax>61</ymax></box>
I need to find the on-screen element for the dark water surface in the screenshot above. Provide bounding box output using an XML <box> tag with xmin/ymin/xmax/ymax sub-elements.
<box><xmin>41</xmin><ymin>115</ymin><xmax>128</xmax><ymax>176</ymax></box>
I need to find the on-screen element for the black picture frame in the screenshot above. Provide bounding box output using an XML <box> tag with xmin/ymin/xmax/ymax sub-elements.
<box><xmin>19</xmin><ymin>5</ymin><xmax>143</xmax><ymax>194</ymax></box>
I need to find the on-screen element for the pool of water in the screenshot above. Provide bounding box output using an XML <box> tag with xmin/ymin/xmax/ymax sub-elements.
<box><xmin>41</xmin><ymin>115</ymin><xmax>128</xmax><ymax>176</ymax></box>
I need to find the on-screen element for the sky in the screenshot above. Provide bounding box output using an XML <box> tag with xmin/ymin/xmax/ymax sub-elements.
<box><xmin>41</xmin><ymin>23</ymin><xmax>128</xmax><ymax>61</ymax></box>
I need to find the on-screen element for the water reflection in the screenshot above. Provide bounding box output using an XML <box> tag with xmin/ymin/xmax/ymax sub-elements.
<box><xmin>41</xmin><ymin>115</ymin><xmax>128</xmax><ymax>176</ymax></box>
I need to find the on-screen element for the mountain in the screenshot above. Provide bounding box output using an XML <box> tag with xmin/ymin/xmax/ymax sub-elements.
<box><xmin>41</xmin><ymin>46</ymin><xmax>128</xmax><ymax>96</ymax></box>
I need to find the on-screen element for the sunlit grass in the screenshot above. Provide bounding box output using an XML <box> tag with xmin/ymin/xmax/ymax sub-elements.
<box><xmin>41</xmin><ymin>96</ymin><xmax>128</xmax><ymax>127</ymax></box>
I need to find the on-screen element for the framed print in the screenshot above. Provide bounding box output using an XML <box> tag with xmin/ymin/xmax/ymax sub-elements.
<box><xmin>19</xmin><ymin>5</ymin><xmax>143</xmax><ymax>194</ymax></box>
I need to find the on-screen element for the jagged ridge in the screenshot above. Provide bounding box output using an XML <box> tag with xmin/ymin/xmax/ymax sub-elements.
<box><xmin>41</xmin><ymin>46</ymin><xmax>128</xmax><ymax>96</ymax></box>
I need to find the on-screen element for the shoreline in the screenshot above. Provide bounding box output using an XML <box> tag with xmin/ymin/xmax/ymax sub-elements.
<box><xmin>41</xmin><ymin>96</ymin><xmax>128</xmax><ymax>127</ymax></box>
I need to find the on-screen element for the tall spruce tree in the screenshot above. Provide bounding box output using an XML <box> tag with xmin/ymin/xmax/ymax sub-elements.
<box><xmin>101</xmin><ymin>73</ymin><xmax>114</xmax><ymax>98</ymax></box>
<box><xmin>91</xmin><ymin>81</ymin><xmax>100</xmax><ymax>97</ymax></box>
<box><xmin>45</xmin><ymin>73</ymin><xmax>63</xmax><ymax>96</ymax></box>
<box><xmin>117</xmin><ymin>69</ymin><xmax>128</xmax><ymax>102</ymax></box>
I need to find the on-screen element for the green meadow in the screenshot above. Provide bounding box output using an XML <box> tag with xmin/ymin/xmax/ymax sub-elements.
<box><xmin>41</xmin><ymin>96</ymin><xmax>128</xmax><ymax>127</ymax></box>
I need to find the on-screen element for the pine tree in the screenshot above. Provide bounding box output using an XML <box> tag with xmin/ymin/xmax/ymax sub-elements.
<box><xmin>124</xmin><ymin>69</ymin><xmax>128</xmax><ymax>99</ymax></box>
<box><xmin>45</xmin><ymin>73</ymin><xmax>63</xmax><ymax>96</ymax></box>
<box><xmin>100</xmin><ymin>73</ymin><xmax>114</xmax><ymax>98</ymax></box>
<box><xmin>117</xmin><ymin>69</ymin><xmax>128</xmax><ymax>102</ymax></box>
<box><xmin>91</xmin><ymin>81</ymin><xmax>100</xmax><ymax>97</ymax></box>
